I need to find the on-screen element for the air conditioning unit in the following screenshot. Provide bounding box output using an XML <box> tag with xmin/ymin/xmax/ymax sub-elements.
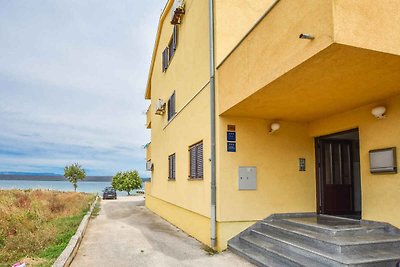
<box><xmin>170</xmin><ymin>0</ymin><xmax>185</xmax><ymax>25</ymax></box>
<box><xmin>146</xmin><ymin>161</ymin><xmax>153</xmax><ymax>171</ymax></box>
<box><xmin>155</xmin><ymin>99</ymin><xmax>166</xmax><ymax>115</ymax></box>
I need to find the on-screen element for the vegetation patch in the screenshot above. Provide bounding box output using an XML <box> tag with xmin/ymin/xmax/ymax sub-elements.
<box><xmin>91</xmin><ymin>198</ymin><xmax>101</xmax><ymax>218</ymax></box>
<box><xmin>0</xmin><ymin>190</ymin><xmax>95</xmax><ymax>267</ymax></box>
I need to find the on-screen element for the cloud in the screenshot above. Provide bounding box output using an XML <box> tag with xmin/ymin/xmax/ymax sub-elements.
<box><xmin>0</xmin><ymin>0</ymin><xmax>165</xmax><ymax>175</ymax></box>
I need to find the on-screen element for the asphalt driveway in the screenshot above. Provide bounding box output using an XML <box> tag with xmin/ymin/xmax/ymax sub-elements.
<box><xmin>71</xmin><ymin>195</ymin><xmax>253</xmax><ymax>267</ymax></box>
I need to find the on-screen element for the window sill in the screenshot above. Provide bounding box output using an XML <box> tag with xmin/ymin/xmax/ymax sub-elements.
<box><xmin>168</xmin><ymin>178</ymin><xmax>176</xmax><ymax>181</ymax></box>
<box><xmin>187</xmin><ymin>178</ymin><xmax>203</xmax><ymax>181</ymax></box>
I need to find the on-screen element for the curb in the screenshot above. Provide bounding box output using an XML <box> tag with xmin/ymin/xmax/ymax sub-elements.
<box><xmin>52</xmin><ymin>195</ymin><xmax>99</xmax><ymax>267</ymax></box>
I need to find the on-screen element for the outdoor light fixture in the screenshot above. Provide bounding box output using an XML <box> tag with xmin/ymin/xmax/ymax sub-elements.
<box><xmin>371</xmin><ymin>106</ymin><xmax>387</xmax><ymax>119</ymax></box>
<box><xmin>299</xmin><ymin>33</ymin><xmax>315</xmax><ymax>40</ymax></box>
<box><xmin>269</xmin><ymin>122</ymin><xmax>281</xmax><ymax>134</ymax></box>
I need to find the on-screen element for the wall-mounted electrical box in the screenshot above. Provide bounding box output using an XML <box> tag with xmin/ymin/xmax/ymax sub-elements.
<box><xmin>369</xmin><ymin>147</ymin><xmax>397</xmax><ymax>174</ymax></box>
<box><xmin>238</xmin><ymin>166</ymin><xmax>256</xmax><ymax>190</ymax></box>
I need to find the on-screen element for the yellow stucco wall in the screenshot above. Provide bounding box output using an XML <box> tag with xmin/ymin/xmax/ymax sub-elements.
<box><xmin>309</xmin><ymin>94</ymin><xmax>400</xmax><ymax>229</ymax></box>
<box><xmin>217</xmin><ymin>118</ymin><xmax>316</xmax><ymax>221</ymax></box>
<box><xmin>333</xmin><ymin>0</ymin><xmax>400</xmax><ymax>56</ymax></box>
<box><xmin>214</xmin><ymin>0</ymin><xmax>275</xmax><ymax>65</ymax></box>
<box><xmin>146</xmin><ymin>194</ymin><xmax>211</xmax><ymax>247</ymax></box>
<box><xmin>212</xmin><ymin>117</ymin><xmax>316</xmax><ymax>250</ymax></box>
<box><xmin>218</xmin><ymin>0</ymin><xmax>334</xmax><ymax>114</ymax></box>
<box><xmin>145</xmin><ymin>0</ymin><xmax>400</xmax><ymax>252</ymax></box>
<box><xmin>146</xmin><ymin>0</ymin><xmax>211</xmax><ymax>224</ymax></box>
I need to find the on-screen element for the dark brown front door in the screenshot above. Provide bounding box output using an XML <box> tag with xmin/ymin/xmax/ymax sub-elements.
<box><xmin>317</xmin><ymin>139</ymin><xmax>354</xmax><ymax>216</ymax></box>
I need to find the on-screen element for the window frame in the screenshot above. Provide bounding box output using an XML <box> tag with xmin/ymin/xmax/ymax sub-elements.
<box><xmin>188</xmin><ymin>141</ymin><xmax>203</xmax><ymax>179</ymax></box>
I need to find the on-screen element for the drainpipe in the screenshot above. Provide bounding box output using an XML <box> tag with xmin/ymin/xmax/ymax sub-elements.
<box><xmin>208</xmin><ymin>0</ymin><xmax>217</xmax><ymax>249</ymax></box>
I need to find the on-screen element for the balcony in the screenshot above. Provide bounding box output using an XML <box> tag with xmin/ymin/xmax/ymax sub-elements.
<box><xmin>218</xmin><ymin>0</ymin><xmax>400</xmax><ymax>122</ymax></box>
<box><xmin>146</xmin><ymin>104</ymin><xmax>151</xmax><ymax>129</ymax></box>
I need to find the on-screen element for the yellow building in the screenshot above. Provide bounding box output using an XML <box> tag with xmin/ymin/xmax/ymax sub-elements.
<box><xmin>144</xmin><ymin>0</ymin><xmax>400</xmax><ymax>253</ymax></box>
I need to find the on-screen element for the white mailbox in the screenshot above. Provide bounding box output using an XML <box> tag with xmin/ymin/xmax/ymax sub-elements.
<box><xmin>238</xmin><ymin>166</ymin><xmax>257</xmax><ymax>190</ymax></box>
<box><xmin>369</xmin><ymin>147</ymin><xmax>397</xmax><ymax>174</ymax></box>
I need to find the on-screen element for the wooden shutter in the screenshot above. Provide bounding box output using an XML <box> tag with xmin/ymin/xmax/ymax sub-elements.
<box><xmin>168</xmin><ymin>154</ymin><xmax>176</xmax><ymax>179</ymax></box>
<box><xmin>172</xmin><ymin>154</ymin><xmax>176</xmax><ymax>179</ymax></box>
<box><xmin>190</xmin><ymin>146</ymin><xmax>196</xmax><ymax>178</ymax></box>
<box><xmin>167</xmin><ymin>92</ymin><xmax>175</xmax><ymax>121</ymax></box>
<box><xmin>171</xmin><ymin>92</ymin><xmax>175</xmax><ymax>116</ymax></box>
<box><xmin>167</xmin><ymin>98</ymin><xmax>171</xmax><ymax>120</ymax></box>
<box><xmin>196</xmin><ymin>142</ymin><xmax>203</xmax><ymax>178</ymax></box>
<box><xmin>168</xmin><ymin>155</ymin><xmax>172</xmax><ymax>178</ymax></box>
<box><xmin>172</xmin><ymin>25</ymin><xmax>178</xmax><ymax>51</ymax></box>
<box><xmin>162</xmin><ymin>48</ymin><xmax>169</xmax><ymax>72</ymax></box>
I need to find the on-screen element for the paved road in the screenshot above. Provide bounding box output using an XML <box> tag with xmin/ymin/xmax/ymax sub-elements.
<box><xmin>71</xmin><ymin>196</ymin><xmax>253</xmax><ymax>267</ymax></box>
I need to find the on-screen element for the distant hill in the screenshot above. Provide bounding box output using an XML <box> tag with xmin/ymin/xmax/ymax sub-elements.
<box><xmin>0</xmin><ymin>174</ymin><xmax>113</xmax><ymax>182</ymax></box>
<box><xmin>0</xmin><ymin>172</ymin><xmax>61</xmax><ymax>176</ymax></box>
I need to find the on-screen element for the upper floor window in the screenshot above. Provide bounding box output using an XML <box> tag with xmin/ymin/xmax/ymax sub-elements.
<box><xmin>189</xmin><ymin>141</ymin><xmax>203</xmax><ymax>179</ymax></box>
<box><xmin>168</xmin><ymin>153</ymin><xmax>176</xmax><ymax>180</ymax></box>
<box><xmin>167</xmin><ymin>91</ymin><xmax>176</xmax><ymax>121</ymax></box>
<box><xmin>162</xmin><ymin>25</ymin><xmax>178</xmax><ymax>72</ymax></box>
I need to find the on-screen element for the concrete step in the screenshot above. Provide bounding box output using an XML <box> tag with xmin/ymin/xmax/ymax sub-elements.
<box><xmin>228</xmin><ymin>213</ymin><xmax>400</xmax><ymax>267</ymax></box>
<box><xmin>228</xmin><ymin>239</ymin><xmax>299</xmax><ymax>267</ymax></box>
<box><xmin>261</xmin><ymin>219</ymin><xmax>400</xmax><ymax>253</ymax></box>
<box><xmin>252</xmin><ymin>225</ymin><xmax>400</xmax><ymax>265</ymax></box>
<box><xmin>275</xmin><ymin>215</ymin><xmax>387</xmax><ymax>236</ymax></box>
<box><xmin>240</xmin><ymin>234</ymin><xmax>331</xmax><ymax>267</ymax></box>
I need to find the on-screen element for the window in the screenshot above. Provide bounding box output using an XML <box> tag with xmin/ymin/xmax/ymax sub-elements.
<box><xmin>162</xmin><ymin>25</ymin><xmax>178</xmax><ymax>72</ymax></box>
<box><xmin>162</xmin><ymin>47</ymin><xmax>169</xmax><ymax>72</ymax></box>
<box><xmin>167</xmin><ymin>91</ymin><xmax>176</xmax><ymax>121</ymax></box>
<box><xmin>169</xmin><ymin>25</ymin><xmax>178</xmax><ymax>60</ymax></box>
<box><xmin>168</xmin><ymin>153</ymin><xmax>176</xmax><ymax>180</ymax></box>
<box><xmin>189</xmin><ymin>141</ymin><xmax>203</xmax><ymax>179</ymax></box>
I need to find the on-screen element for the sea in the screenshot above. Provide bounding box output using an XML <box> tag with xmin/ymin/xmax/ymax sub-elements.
<box><xmin>0</xmin><ymin>175</ymin><xmax>148</xmax><ymax>196</ymax></box>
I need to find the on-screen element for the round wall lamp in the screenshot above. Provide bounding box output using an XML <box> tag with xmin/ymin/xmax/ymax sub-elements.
<box><xmin>371</xmin><ymin>106</ymin><xmax>386</xmax><ymax>119</ymax></box>
<box><xmin>269</xmin><ymin>122</ymin><xmax>281</xmax><ymax>134</ymax></box>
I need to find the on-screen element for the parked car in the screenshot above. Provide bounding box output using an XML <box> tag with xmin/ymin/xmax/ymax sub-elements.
<box><xmin>102</xmin><ymin>187</ymin><xmax>117</xmax><ymax>200</ymax></box>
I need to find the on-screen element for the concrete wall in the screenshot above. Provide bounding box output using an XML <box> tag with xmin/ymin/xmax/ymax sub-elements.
<box><xmin>309</xmin><ymin>94</ymin><xmax>400</xmax><ymax>229</ymax></box>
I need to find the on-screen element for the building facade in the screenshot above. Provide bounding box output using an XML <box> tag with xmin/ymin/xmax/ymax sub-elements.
<box><xmin>144</xmin><ymin>0</ymin><xmax>400</xmax><ymax>251</ymax></box>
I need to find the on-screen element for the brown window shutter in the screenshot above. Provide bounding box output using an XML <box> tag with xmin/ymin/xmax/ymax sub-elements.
<box><xmin>196</xmin><ymin>143</ymin><xmax>203</xmax><ymax>178</ymax></box>
<box><xmin>173</xmin><ymin>25</ymin><xmax>178</xmax><ymax>51</ymax></box>
<box><xmin>162</xmin><ymin>48</ymin><xmax>169</xmax><ymax>72</ymax></box>
<box><xmin>171</xmin><ymin>92</ymin><xmax>175</xmax><ymax>116</ymax></box>
<box><xmin>172</xmin><ymin>154</ymin><xmax>176</xmax><ymax>179</ymax></box>
<box><xmin>190</xmin><ymin>147</ymin><xmax>196</xmax><ymax>178</ymax></box>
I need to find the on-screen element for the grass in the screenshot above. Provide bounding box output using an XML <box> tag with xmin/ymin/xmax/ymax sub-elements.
<box><xmin>0</xmin><ymin>190</ymin><xmax>95</xmax><ymax>267</ymax></box>
<box><xmin>91</xmin><ymin>198</ymin><xmax>101</xmax><ymax>218</ymax></box>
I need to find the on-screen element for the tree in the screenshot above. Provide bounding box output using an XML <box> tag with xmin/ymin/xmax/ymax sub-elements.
<box><xmin>112</xmin><ymin>170</ymin><xmax>142</xmax><ymax>195</ymax></box>
<box><xmin>64</xmin><ymin>163</ymin><xmax>86</xmax><ymax>192</ymax></box>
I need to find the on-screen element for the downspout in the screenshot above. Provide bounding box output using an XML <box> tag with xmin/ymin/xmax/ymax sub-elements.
<box><xmin>208</xmin><ymin>0</ymin><xmax>217</xmax><ymax>249</ymax></box>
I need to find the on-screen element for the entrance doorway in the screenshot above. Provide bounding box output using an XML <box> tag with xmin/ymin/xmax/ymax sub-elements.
<box><xmin>315</xmin><ymin>129</ymin><xmax>361</xmax><ymax>219</ymax></box>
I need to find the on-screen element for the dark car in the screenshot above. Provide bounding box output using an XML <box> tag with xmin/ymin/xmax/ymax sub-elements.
<box><xmin>102</xmin><ymin>187</ymin><xmax>117</xmax><ymax>200</ymax></box>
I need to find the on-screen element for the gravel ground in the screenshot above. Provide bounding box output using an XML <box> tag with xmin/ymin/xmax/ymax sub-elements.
<box><xmin>71</xmin><ymin>195</ymin><xmax>254</xmax><ymax>267</ymax></box>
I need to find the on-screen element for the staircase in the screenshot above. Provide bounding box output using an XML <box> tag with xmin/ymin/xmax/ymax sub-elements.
<box><xmin>228</xmin><ymin>213</ymin><xmax>400</xmax><ymax>266</ymax></box>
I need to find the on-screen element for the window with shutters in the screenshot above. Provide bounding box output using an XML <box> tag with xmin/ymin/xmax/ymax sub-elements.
<box><xmin>167</xmin><ymin>91</ymin><xmax>176</xmax><ymax>121</ymax></box>
<box><xmin>162</xmin><ymin>47</ymin><xmax>169</xmax><ymax>72</ymax></box>
<box><xmin>168</xmin><ymin>153</ymin><xmax>176</xmax><ymax>180</ymax></box>
<box><xmin>189</xmin><ymin>141</ymin><xmax>203</xmax><ymax>179</ymax></box>
<box><xmin>161</xmin><ymin>25</ymin><xmax>178</xmax><ymax>72</ymax></box>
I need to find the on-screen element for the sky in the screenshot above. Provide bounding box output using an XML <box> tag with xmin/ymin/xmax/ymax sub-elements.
<box><xmin>0</xmin><ymin>0</ymin><xmax>166</xmax><ymax>176</ymax></box>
